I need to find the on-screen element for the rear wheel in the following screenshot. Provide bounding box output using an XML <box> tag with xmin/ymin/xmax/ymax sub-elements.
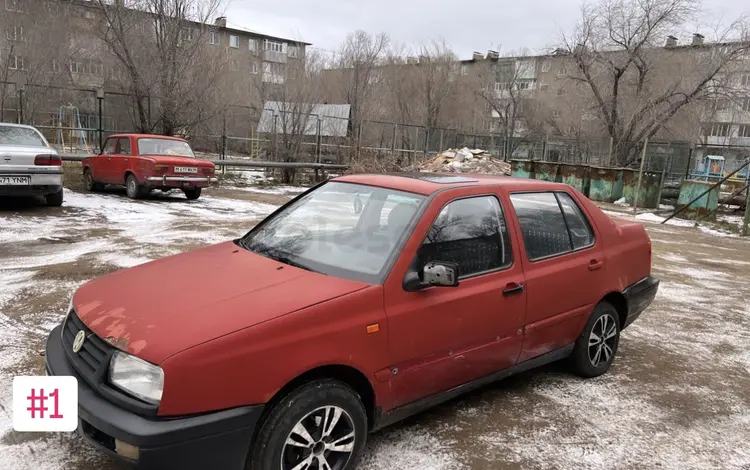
<box><xmin>125</xmin><ymin>174</ymin><xmax>143</xmax><ymax>199</ymax></box>
<box><xmin>45</xmin><ymin>188</ymin><xmax>64</xmax><ymax>207</ymax></box>
<box><xmin>247</xmin><ymin>379</ymin><xmax>367</xmax><ymax>470</ymax></box>
<box><xmin>184</xmin><ymin>187</ymin><xmax>201</xmax><ymax>200</ymax></box>
<box><xmin>570</xmin><ymin>301</ymin><xmax>621</xmax><ymax>378</ymax></box>
<box><xmin>83</xmin><ymin>169</ymin><xmax>103</xmax><ymax>192</ymax></box>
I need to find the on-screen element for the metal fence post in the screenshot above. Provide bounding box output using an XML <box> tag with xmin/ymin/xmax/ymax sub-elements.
<box><xmin>97</xmin><ymin>89</ymin><xmax>104</xmax><ymax>152</ymax></box>
<box><xmin>391</xmin><ymin>123</ymin><xmax>397</xmax><ymax>158</ymax></box>
<box><xmin>316</xmin><ymin>118</ymin><xmax>322</xmax><ymax>163</ymax></box>
<box><xmin>656</xmin><ymin>165</ymin><xmax>667</xmax><ymax>209</ymax></box>
<box><xmin>608</xmin><ymin>136</ymin><xmax>614</xmax><ymax>166</ymax></box>
<box><xmin>221</xmin><ymin>109</ymin><xmax>227</xmax><ymax>174</ymax></box>
<box><xmin>633</xmin><ymin>138</ymin><xmax>649</xmax><ymax>214</ymax></box>
<box><xmin>424</xmin><ymin>127</ymin><xmax>430</xmax><ymax>159</ymax></box>
<box><xmin>439</xmin><ymin>129</ymin><xmax>444</xmax><ymax>151</ymax></box>
<box><xmin>17</xmin><ymin>87</ymin><xmax>24</xmax><ymax>124</ymax></box>
<box><xmin>743</xmin><ymin>187</ymin><xmax>750</xmax><ymax>236</ymax></box>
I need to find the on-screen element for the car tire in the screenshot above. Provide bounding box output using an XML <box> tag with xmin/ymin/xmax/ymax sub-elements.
<box><xmin>247</xmin><ymin>379</ymin><xmax>368</xmax><ymax>470</ymax></box>
<box><xmin>45</xmin><ymin>188</ymin><xmax>64</xmax><ymax>207</ymax></box>
<box><xmin>83</xmin><ymin>169</ymin><xmax>104</xmax><ymax>192</ymax></box>
<box><xmin>125</xmin><ymin>174</ymin><xmax>142</xmax><ymax>199</ymax></box>
<box><xmin>569</xmin><ymin>301</ymin><xmax>621</xmax><ymax>378</ymax></box>
<box><xmin>184</xmin><ymin>187</ymin><xmax>201</xmax><ymax>200</ymax></box>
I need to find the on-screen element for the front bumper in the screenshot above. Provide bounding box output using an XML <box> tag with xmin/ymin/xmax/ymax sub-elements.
<box><xmin>622</xmin><ymin>275</ymin><xmax>660</xmax><ymax>329</ymax></box>
<box><xmin>146</xmin><ymin>176</ymin><xmax>217</xmax><ymax>188</ymax></box>
<box><xmin>45</xmin><ymin>325</ymin><xmax>263</xmax><ymax>470</ymax></box>
<box><xmin>0</xmin><ymin>170</ymin><xmax>62</xmax><ymax>196</ymax></box>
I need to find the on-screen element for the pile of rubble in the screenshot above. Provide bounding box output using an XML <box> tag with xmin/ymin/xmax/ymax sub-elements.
<box><xmin>415</xmin><ymin>148</ymin><xmax>512</xmax><ymax>175</ymax></box>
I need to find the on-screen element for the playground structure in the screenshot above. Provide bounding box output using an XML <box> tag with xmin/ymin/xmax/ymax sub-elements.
<box><xmin>54</xmin><ymin>105</ymin><xmax>95</xmax><ymax>154</ymax></box>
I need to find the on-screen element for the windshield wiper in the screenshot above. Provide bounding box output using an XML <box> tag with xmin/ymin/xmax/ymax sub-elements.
<box><xmin>271</xmin><ymin>254</ymin><xmax>321</xmax><ymax>274</ymax></box>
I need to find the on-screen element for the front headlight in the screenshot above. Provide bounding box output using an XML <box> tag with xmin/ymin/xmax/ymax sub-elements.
<box><xmin>109</xmin><ymin>351</ymin><xmax>164</xmax><ymax>405</ymax></box>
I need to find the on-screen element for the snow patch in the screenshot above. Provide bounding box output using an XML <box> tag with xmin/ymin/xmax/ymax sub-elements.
<box><xmin>636</xmin><ymin>212</ymin><xmax>696</xmax><ymax>227</ymax></box>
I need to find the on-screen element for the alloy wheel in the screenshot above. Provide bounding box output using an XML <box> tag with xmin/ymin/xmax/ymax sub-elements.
<box><xmin>281</xmin><ymin>405</ymin><xmax>356</xmax><ymax>470</ymax></box>
<box><xmin>588</xmin><ymin>313</ymin><xmax>617</xmax><ymax>367</ymax></box>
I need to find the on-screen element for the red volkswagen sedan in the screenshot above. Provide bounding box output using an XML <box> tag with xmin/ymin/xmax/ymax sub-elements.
<box><xmin>82</xmin><ymin>134</ymin><xmax>216</xmax><ymax>200</ymax></box>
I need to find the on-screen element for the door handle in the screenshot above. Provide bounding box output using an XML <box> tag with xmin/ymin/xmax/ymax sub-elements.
<box><xmin>502</xmin><ymin>282</ymin><xmax>525</xmax><ymax>296</ymax></box>
<box><xmin>588</xmin><ymin>259</ymin><xmax>604</xmax><ymax>271</ymax></box>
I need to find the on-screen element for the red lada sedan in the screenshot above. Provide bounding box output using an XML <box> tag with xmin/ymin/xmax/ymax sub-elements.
<box><xmin>82</xmin><ymin>134</ymin><xmax>216</xmax><ymax>200</ymax></box>
<box><xmin>46</xmin><ymin>173</ymin><xmax>659</xmax><ymax>470</ymax></box>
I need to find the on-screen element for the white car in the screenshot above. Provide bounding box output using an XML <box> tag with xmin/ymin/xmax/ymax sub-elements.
<box><xmin>0</xmin><ymin>123</ymin><xmax>63</xmax><ymax>206</ymax></box>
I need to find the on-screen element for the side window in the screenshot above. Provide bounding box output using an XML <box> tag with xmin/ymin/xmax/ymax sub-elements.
<box><xmin>101</xmin><ymin>138</ymin><xmax>116</xmax><ymax>155</ymax></box>
<box><xmin>556</xmin><ymin>192</ymin><xmax>594</xmax><ymax>249</ymax></box>
<box><xmin>115</xmin><ymin>138</ymin><xmax>130</xmax><ymax>155</ymax></box>
<box><xmin>510</xmin><ymin>192</ymin><xmax>572</xmax><ymax>261</ymax></box>
<box><xmin>416</xmin><ymin>195</ymin><xmax>512</xmax><ymax>278</ymax></box>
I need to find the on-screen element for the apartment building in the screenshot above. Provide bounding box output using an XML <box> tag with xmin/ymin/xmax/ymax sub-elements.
<box><xmin>0</xmin><ymin>0</ymin><xmax>309</xmax><ymax>142</ymax></box>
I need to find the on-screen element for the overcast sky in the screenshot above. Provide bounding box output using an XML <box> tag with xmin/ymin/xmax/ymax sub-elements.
<box><xmin>226</xmin><ymin>0</ymin><xmax>747</xmax><ymax>60</ymax></box>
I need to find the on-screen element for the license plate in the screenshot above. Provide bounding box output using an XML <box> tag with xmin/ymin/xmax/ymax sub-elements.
<box><xmin>0</xmin><ymin>175</ymin><xmax>30</xmax><ymax>185</ymax></box>
<box><xmin>174</xmin><ymin>167</ymin><xmax>198</xmax><ymax>173</ymax></box>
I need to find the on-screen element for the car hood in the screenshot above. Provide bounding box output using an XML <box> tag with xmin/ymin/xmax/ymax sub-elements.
<box><xmin>72</xmin><ymin>241</ymin><xmax>369</xmax><ymax>364</ymax></box>
<box><xmin>140</xmin><ymin>155</ymin><xmax>214</xmax><ymax>167</ymax></box>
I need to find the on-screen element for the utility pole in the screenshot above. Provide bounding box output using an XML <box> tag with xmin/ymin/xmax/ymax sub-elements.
<box><xmin>633</xmin><ymin>138</ymin><xmax>649</xmax><ymax>215</ymax></box>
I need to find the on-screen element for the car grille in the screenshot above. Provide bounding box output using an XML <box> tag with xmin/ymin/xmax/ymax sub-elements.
<box><xmin>61</xmin><ymin>308</ymin><xmax>113</xmax><ymax>383</ymax></box>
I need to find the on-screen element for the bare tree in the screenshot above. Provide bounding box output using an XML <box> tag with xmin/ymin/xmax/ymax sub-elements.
<box><xmin>94</xmin><ymin>0</ymin><xmax>226</xmax><ymax>135</ymax></box>
<box><xmin>336</xmin><ymin>31</ymin><xmax>389</xmax><ymax>133</ymax></box>
<box><xmin>562</xmin><ymin>0</ymin><xmax>750</xmax><ymax>165</ymax></box>
<box><xmin>0</xmin><ymin>0</ymin><xmax>75</xmax><ymax>124</ymax></box>
<box><xmin>256</xmin><ymin>49</ymin><xmax>326</xmax><ymax>183</ymax></box>
<box><xmin>475</xmin><ymin>52</ymin><xmax>548</xmax><ymax>159</ymax></box>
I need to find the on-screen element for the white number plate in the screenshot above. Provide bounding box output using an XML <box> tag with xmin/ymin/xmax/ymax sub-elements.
<box><xmin>0</xmin><ymin>176</ymin><xmax>30</xmax><ymax>185</ymax></box>
<box><xmin>174</xmin><ymin>167</ymin><xmax>198</xmax><ymax>173</ymax></box>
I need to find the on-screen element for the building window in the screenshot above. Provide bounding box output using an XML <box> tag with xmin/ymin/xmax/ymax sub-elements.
<box><xmin>50</xmin><ymin>59</ymin><xmax>60</xmax><ymax>73</ymax></box>
<box><xmin>557</xmin><ymin>64</ymin><xmax>568</xmax><ymax>75</ymax></box>
<box><xmin>5</xmin><ymin>0</ymin><xmax>23</xmax><ymax>12</ymax></box>
<box><xmin>262</xmin><ymin>61</ymin><xmax>285</xmax><ymax>83</ymax></box>
<box><xmin>739</xmin><ymin>124</ymin><xmax>750</xmax><ymax>138</ymax></box>
<box><xmin>179</xmin><ymin>28</ymin><xmax>195</xmax><ymax>42</ymax></box>
<box><xmin>288</xmin><ymin>44</ymin><xmax>300</xmax><ymax>58</ymax></box>
<box><xmin>742</xmin><ymin>97</ymin><xmax>750</xmax><ymax>112</ymax></box>
<box><xmin>7</xmin><ymin>25</ymin><xmax>25</xmax><ymax>41</ymax></box>
<box><xmin>229</xmin><ymin>34</ymin><xmax>239</xmax><ymax>48</ymax></box>
<box><xmin>209</xmin><ymin>31</ymin><xmax>220</xmax><ymax>45</ymax></box>
<box><xmin>741</xmin><ymin>73</ymin><xmax>750</xmax><ymax>87</ymax></box>
<box><xmin>460</xmin><ymin>64</ymin><xmax>468</xmax><ymax>75</ymax></box>
<box><xmin>250</xmin><ymin>60</ymin><xmax>258</xmax><ymax>74</ymax></box>
<box><xmin>706</xmin><ymin>123</ymin><xmax>730</xmax><ymax>137</ymax></box>
<box><xmin>517</xmin><ymin>81</ymin><xmax>531</xmax><ymax>90</ymax></box>
<box><xmin>248</xmin><ymin>39</ymin><xmax>259</xmax><ymax>53</ymax></box>
<box><xmin>83</xmin><ymin>10</ymin><xmax>95</xmax><ymax>20</ymax></box>
<box><xmin>264</xmin><ymin>39</ymin><xmax>285</xmax><ymax>53</ymax></box>
<box><xmin>557</xmin><ymin>88</ymin><xmax>566</xmax><ymax>95</ymax></box>
<box><xmin>9</xmin><ymin>54</ymin><xmax>24</xmax><ymax>70</ymax></box>
<box><xmin>540</xmin><ymin>82</ymin><xmax>549</xmax><ymax>91</ymax></box>
<box><xmin>541</xmin><ymin>60</ymin><xmax>551</xmax><ymax>72</ymax></box>
<box><xmin>230</xmin><ymin>60</ymin><xmax>238</xmax><ymax>71</ymax></box>
<box><xmin>552</xmin><ymin>110</ymin><xmax>560</xmax><ymax>118</ymax></box>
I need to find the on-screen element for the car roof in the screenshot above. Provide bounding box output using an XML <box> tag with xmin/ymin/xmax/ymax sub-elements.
<box><xmin>334</xmin><ymin>172</ymin><xmax>572</xmax><ymax>195</ymax></box>
<box><xmin>107</xmin><ymin>134</ymin><xmax>188</xmax><ymax>141</ymax></box>
<box><xmin>0</xmin><ymin>122</ymin><xmax>41</xmax><ymax>130</ymax></box>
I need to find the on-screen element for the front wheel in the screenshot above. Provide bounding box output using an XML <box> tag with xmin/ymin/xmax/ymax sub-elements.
<box><xmin>569</xmin><ymin>301</ymin><xmax>621</xmax><ymax>378</ymax></box>
<box><xmin>183</xmin><ymin>187</ymin><xmax>201</xmax><ymax>200</ymax></box>
<box><xmin>247</xmin><ymin>379</ymin><xmax>367</xmax><ymax>470</ymax></box>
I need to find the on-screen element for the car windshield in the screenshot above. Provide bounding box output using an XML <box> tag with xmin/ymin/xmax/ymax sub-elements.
<box><xmin>0</xmin><ymin>126</ymin><xmax>47</xmax><ymax>147</ymax></box>
<box><xmin>238</xmin><ymin>181</ymin><xmax>426</xmax><ymax>283</ymax></box>
<box><xmin>137</xmin><ymin>138</ymin><xmax>194</xmax><ymax>157</ymax></box>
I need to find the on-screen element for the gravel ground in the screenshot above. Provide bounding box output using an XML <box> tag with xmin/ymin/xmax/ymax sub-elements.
<box><xmin>1</xmin><ymin>186</ymin><xmax>749</xmax><ymax>470</ymax></box>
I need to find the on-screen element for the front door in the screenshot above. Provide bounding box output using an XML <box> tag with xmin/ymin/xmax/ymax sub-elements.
<box><xmin>92</xmin><ymin>137</ymin><xmax>117</xmax><ymax>184</ymax></box>
<box><xmin>382</xmin><ymin>188</ymin><xmax>526</xmax><ymax>409</ymax></box>
<box><xmin>112</xmin><ymin>137</ymin><xmax>132</xmax><ymax>185</ymax></box>
<box><xmin>508</xmin><ymin>190</ymin><xmax>605</xmax><ymax>362</ymax></box>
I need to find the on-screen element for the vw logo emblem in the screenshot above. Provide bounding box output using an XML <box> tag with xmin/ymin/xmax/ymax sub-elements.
<box><xmin>72</xmin><ymin>330</ymin><xmax>86</xmax><ymax>353</ymax></box>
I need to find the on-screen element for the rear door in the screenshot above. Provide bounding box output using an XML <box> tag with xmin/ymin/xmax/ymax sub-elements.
<box><xmin>111</xmin><ymin>137</ymin><xmax>132</xmax><ymax>184</ymax></box>
<box><xmin>508</xmin><ymin>190</ymin><xmax>605</xmax><ymax>362</ymax></box>
<box><xmin>382</xmin><ymin>188</ymin><xmax>527</xmax><ymax>409</ymax></box>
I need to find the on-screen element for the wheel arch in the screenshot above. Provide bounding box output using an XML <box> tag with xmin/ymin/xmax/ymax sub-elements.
<box><xmin>600</xmin><ymin>291</ymin><xmax>628</xmax><ymax>328</ymax></box>
<box><xmin>261</xmin><ymin>364</ymin><xmax>376</xmax><ymax>432</ymax></box>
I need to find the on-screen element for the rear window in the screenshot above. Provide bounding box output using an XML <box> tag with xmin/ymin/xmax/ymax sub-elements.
<box><xmin>137</xmin><ymin>138</ymin><xmax>194</xmax><ymax>157</ymax></box>
<box><xmin>0</xmin><ymin>126</ymin><xmax>47</xmax><ymax>147</ymax></box>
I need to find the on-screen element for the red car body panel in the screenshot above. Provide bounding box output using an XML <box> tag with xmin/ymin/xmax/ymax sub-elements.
<box><xmin>69</xmin><ymin>173</ymin><xmax>655</xmax><ymax>419</ymax></box>
<box><xmin>82</xmin><ymin>134</ymin><xmax>215</xmax><ymax>188</ymax></box>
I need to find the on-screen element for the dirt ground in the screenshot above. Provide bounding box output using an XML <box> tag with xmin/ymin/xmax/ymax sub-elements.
<box><xmin>1</xmin><ymin>184</ymin><xmax>749</xmax><ymax>470</ymax></box>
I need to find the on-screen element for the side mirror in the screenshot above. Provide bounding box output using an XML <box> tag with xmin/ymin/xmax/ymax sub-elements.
<box><xmin>403</xmin><ymin>261</ymin><xmax>460</xmax><ymax>292</ymax></box>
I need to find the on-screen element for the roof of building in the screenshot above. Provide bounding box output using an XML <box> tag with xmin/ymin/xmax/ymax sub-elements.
<box><xmin>335</xmin><ymin>172</ymin><xmax>567</xmax><ymax>195</ymax></box>
<box><xmin>221</xmin><ymin>21</ymin><xmax>312</xmax><ymax>46</ymax></box>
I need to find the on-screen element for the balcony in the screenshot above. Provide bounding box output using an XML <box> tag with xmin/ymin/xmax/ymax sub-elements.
<box><xmin>263</xmin><ymin>50</ymin><xmax>287</xmax><ymax>64</ymax></box>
